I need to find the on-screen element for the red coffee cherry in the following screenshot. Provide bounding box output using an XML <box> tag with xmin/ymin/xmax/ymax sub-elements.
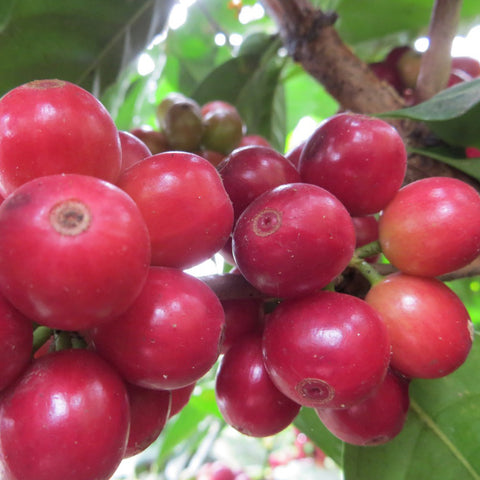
<box><xmin>116</xmin><ymin>151</ymin><xmax>234</xmax><ymax>269</ymax></box>
<box><xmin>124</xmin><ymin>383</ymin><xmax>171</xmax><ymax>458</ymax></box>
<box><xmin>0</xmin><ymin>173</ymin><xmax>151</xmax><ymax>330</ymax></box>
<box><xmin>0</xmin><ymin>349</ymin><xmax>130</xmax><ymax>480</ymax></box>
<box><xmin>89</xmin><ymin>266</ymin><xmax>225</xmax><ymax>390</ymax></box>
<box><xmin>232</xmin><ymin>183</ymin><xmax>355</xmax><ymax>298</ymax></box>
<box><xmin>379</xmin><ymin>177</ymin><xmax>480</xmax><ymax>277</ymax></box>
<box><xmin>262</xmin><ymin>290</ymin><xmax>391</xmax><ymax>408</ymax></box>
<box><xmin>316</xmin><ymin>369</ymin><xmax>410</xmax><ymax>446</ymax></box>
<box><xmin>0</xmin><ymin>79</ymin><xmax>121</xmax><ymax>197</ymax></box>
<box><xmin>215</xmin><ymin>333</ymin><xmax>301</xmax><ymax>437</ymax></box>
<box><xmin>299</xmin><ymin>113</ymin><xmax>407</xmax><ymax>216</ymax></box>
<box><xmin>366</xmin><ymin>273</ymin><xmax>473</xmax><ymax>379</ymax></box>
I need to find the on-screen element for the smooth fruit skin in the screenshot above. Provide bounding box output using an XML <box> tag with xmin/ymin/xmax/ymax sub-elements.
<box><xmin>116</xmin><ymin>151</ymin><xmax>234</xmax><ymax>269</ymax></box>
<box><xmin>169</xmin><ymin>382</ymin><xmax>196</xmax><ymax>418</ymax></box>
<box><xmin>218</xmin><ymin>145</ymin><xmax>301</xmax><ymax>222</ymax></box>
<box><xmin>89</xmin><ymin>266</ymin><xmax>225</xmax><ymax>390</ymax></box>
<box><xmin>378</xmin><ymin>177</ymin><xmax>480</xmax><ymax>277</ymax></box>
<box><xmin>365</xmin><ymin>273</ymin><xmax>473</xmax><ymax>379</ymax></box>
<box><xmin>130</xmin><ymin>127</ymin><xmax>169</xmax><ymax>155</ymax></box>
<box><xmin>238</xmin><ymin>134</ymin><xmax>272</xmax><ymax>148</ymax></box>
<box><xmin>124</xmin><ymin>383</ymin><xmax>171</xmax><ymax>458</ymax></box>
<box><xmin>232</xmin><ymin>183</ymin><xmax>356</xmax><ymax>298</ymax></box>
<box><xmin>118</xmin><ymin>130</ymin><xmax>152</xmax><ymax>173</ymax></box>
<box><xmin>0</xmin><ymin>79</ymin><xmax>121</xmax><ymax>197</ymax></box>
<box><xmin>220</xmin><ymin>297</ymin><xmax>264</xmax><ymax>353</ymax></box>
<box><xmin>202</xmin><ymin>107</ymin><xmax>245</xmax><ymax>155</ymax></box>
<box><xmin>0</xmin><ymin>174</ymin><xmax>151</xmax><ymax>330</ymax></box>
<box><xmin>316</xmin><ymin>369</ymin><xmax>410</xmax><ymax>446</ymax></box>
<box><xmin>299</xmin><ymin>113</ymin><xmax>407</xmax><ymax>216</ymax></box>
<box><xmin>215</xmin><ymin>334</ymin><xmax>301</xmax><ymax>437</ymax></box>
<box><xmin>0</xmin><ymin>294</ymin><xmax>33</xmax><ymax>391</ymax></box>
<box><xmin>262</xmin><ymin>290</ymin><xmax>391</xmax><ymax>408</ymax></box>
<box><xmin>0</xmin><ymin>349</ymin><xmax>130</xmax><ymax>480</ymax></box>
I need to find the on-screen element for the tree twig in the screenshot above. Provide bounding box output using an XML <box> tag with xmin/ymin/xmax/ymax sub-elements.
<box><xmin>260</xmin><ymin>0</ymin><xmax>480</xmax><ymax>190</ymax></box>
<box><xmin>415</xmin><ymin>0</ymin><xmax>463</xmax><ymax>102</ymax></box>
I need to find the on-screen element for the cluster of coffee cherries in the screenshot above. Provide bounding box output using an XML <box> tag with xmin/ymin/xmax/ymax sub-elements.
<box><xmin>0</xmin><ymin>78</ymin><xmax>478</xmax><ymax>480</ymax></box>
<box><xmin>369</xmin><ymin>46</ymin><xmax>480</xmax><ymax>101</ymax></box>
<box><xmin>129</xmin><ymin>91</ymin><xmax>271</xmax><ymax>168</ymax></box>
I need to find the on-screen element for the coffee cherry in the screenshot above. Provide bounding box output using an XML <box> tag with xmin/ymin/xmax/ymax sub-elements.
<box><xmin>215</xmin><ymin>333</ymin><xmax>301</xmax><ymax>437</ymax></box>
<box><xmin>262</xmin><ymin>290</ymin><xmax>391</xmax><ymax>408</ymax></box>
<box><xmin>124</xmin><ymin>383</ymin><xmax>171</xmax><ymax>458</ymax></box>
<box><xmin>116</xmin><ymin>151</ymin><xmax>234</xmax><ymax>269</ymax></box>
<box><xmin>396</xmin><ymin>49</ymin><xmax>422</xmax><ymax>89</ymax></box>
<box><xmin>379</xmin><ymin>177</ymin><xmax>480</xmax><ymax>277</ymax></box>
<box><xmin>89</xmin><ymin>266</ymin><xmax>225</xmax><ymax>390</ymax></box>
<box><xmin>118</xmin><ymin>130</ymin><xmax>152</xmax><ymax>172</ymax></box>
<box><xmin>0</xmin><ymin>174</ymin><xmax>151</xmax><ymax>330</ymax></box>
<box><xmin>365</xmin><ymin>273</ymin><xmax>473</xmax><ymax>379</ymax></box>
<box><xmin>232</xmin><ymin>183</ymin><xmax>355</xmax><ymax>298</ymax></box>
<box><xmin>0</xmin><ymin>294</ymin><xmax>32</xmax><ymax>392</ymax></box>
<box><xmin>196</xmin><ymin>461</ymin><xmax>237</xmax><ymax>480</ymax></box>
<box><xmin>164</xmin><ymin>97</ymin><xmax>204</xmax><ymax>151</ymax></box>
<box><xmin>156</xmin><ymin>92</ymin><xmax>188</xmax><ymax>130</ymax></box>
<box><xmin>316</xmin><ymin>369</ymin><xmax>410</xmax><ymax>446</ymax></box>
<box><xmin>200</xmin><ymin>149</ymin><xmax>226</xmax><ymax>167</ymax></box>
<box><xmin>218</xmin><ymin>145</ymin><xmax>300</xmax><ymax>222</ymax></box>
<box><xmin>0</xmin><ymin>79</ymin><xmax>121</xmax><ymax>197</ymax></box>
<box><xmin>169</xmin><ymin>382</ymin><xmax>196</xmax><ymax>418</ymax></box>
<box><xmin>202</xmin><ymin>107</ymin><xmax>245</xmax><ymax>155</ymax></box>
<box><xmin>200</xmin><ymin>100</ymin><xmax>237</xmax><ymax>117</ymax></box>
<box><xmin>284</xmin><ymin>141</ymin><xmax>305</xmax><ymax>170</ymax></box>
<box><xmin>238</xmin><ymin>134</ymin><xmax>272</xmax><ymax>148</ymax></box>
<box><xmin>0</xmin><ymin>349</ymin><xmax>130</xmax><ymax>480</ymax></box>
<box><xmin>451</xmin><ymin>56</ymin><xmax>480</xmax><ymax>78</ymax></box>
<box><xmin>299</xmin><ymin>113</ymin><xmax>407</xmax><ymax>216</ymax></box>
<box><xmin>220</xmin><ymin>297</ymin><xmax>264</xmax><ymax>353</ymax></box>
<box><xmin>369</xmin><ymin>60</ymin><xmax>405</xmax><ymax>93</ymax></box>
<box><xmin>129</xmin><ymin>127</ymin><xmax>169</xmax><ymax>154</ymax></box>
<box><xmin>466</xmin><ymin>146</ymin><xmax>480</xmax><ymax>158</ymax></box>
<box><xmin>447</xmin><ymin>69</ymin><xmax>473</xmax><ymax>87</ymax></box>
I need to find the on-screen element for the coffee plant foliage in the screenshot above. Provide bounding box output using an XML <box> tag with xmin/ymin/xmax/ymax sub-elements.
<box><xmin>2</xmin><ymin>1</ymin><xmax>480</xmax><ymax>479</ymax></box>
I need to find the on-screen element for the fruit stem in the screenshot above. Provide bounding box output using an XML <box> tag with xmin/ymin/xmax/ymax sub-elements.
<box><xmin>354</xmin><ymin>240</ymin><xmax>382</xmax><ymax>259</ymax></box>
<box><xmin>54</xmin><ymin>330</ymin><xmax>73</xmax><ymax>351</ymax></box>
<box><xmin>349</xmin><ymin>255</ymin><xmax>384</xmax><ymax>286</ymax></box>
<box><xmin>32</xmin><ymin>325</ymin><xmax>53</xmax><ymax>353</ymax></box>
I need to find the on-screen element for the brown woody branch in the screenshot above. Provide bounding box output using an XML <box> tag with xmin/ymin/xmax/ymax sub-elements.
<box><xmin>260</xmin><ymin>0</ymin><xmax>479</xmax><ymax>189</ymax></box>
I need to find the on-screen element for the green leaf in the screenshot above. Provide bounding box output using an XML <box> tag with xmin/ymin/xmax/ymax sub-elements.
<box><xmin>334</xmin><ymin>0</ymin><xmax>479</xmax><ymax>60</ymax></box>
<box><xmin>378</xmin><ymin>79</ymin><xmax>480</xmax><ymax>148</ymax></box>
<box><xmin>408</xmin><ymin>146</ymin><xmax>480</xmax><ymax>183</ymax></box>
<box><xmin>342</xmin><ymin>332</ymin><xmax>480</xmax><ymax>480</ymax></box>
<box><xmin>191</xmin><ymin>33</ymin><xmax>288</xmax><ymax>151</ymax></box>
<box><xmin>0</xmin><ymin>0</ymin><xmax>174</xmax><ymax>96</ymax></box>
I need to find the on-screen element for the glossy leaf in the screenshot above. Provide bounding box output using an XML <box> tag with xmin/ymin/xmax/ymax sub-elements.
<box><xmin>343</xmin><ymin>331</ymin><xmax>480</xmax><ymax>480</ymax></box>
<box><xmin>0</xmin><ymin>0</ymin><xmax>174</xmax><ymax>96</ymax></box>
<box><xmin>408</xmin><ymin>146</ymin><xmax>480</xmax><ymax>183</ymax></box>
<box><xmin>379</xmin><ymin>79</ymin><xmax>480</xmax><ymax>148</ymax></box>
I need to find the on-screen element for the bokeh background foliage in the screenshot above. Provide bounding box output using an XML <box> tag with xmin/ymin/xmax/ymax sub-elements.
<box><xmin>1</xmin><ymin>1</ymin><xmax>480</xmax><ymax>479</ymax></box>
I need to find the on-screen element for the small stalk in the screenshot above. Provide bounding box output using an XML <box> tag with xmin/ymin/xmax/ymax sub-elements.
<box><xmin>349</xmin><ymin>255</ymin><xmax>384</xmax><ymax>286</ymax></box>
<box><xmin>32</xmin><ymin>326</ymin><xmax>54</xmax><ymax>353</ymax></box>
<box><xmin>54</xmin><ymin>330</ymin><xmax>73</xmax><ymax>351</ymax></box>
<box><xmin>354</xmin><ymin>240</ymin><xmax>382</xmax><ymax>259</ymax></box>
